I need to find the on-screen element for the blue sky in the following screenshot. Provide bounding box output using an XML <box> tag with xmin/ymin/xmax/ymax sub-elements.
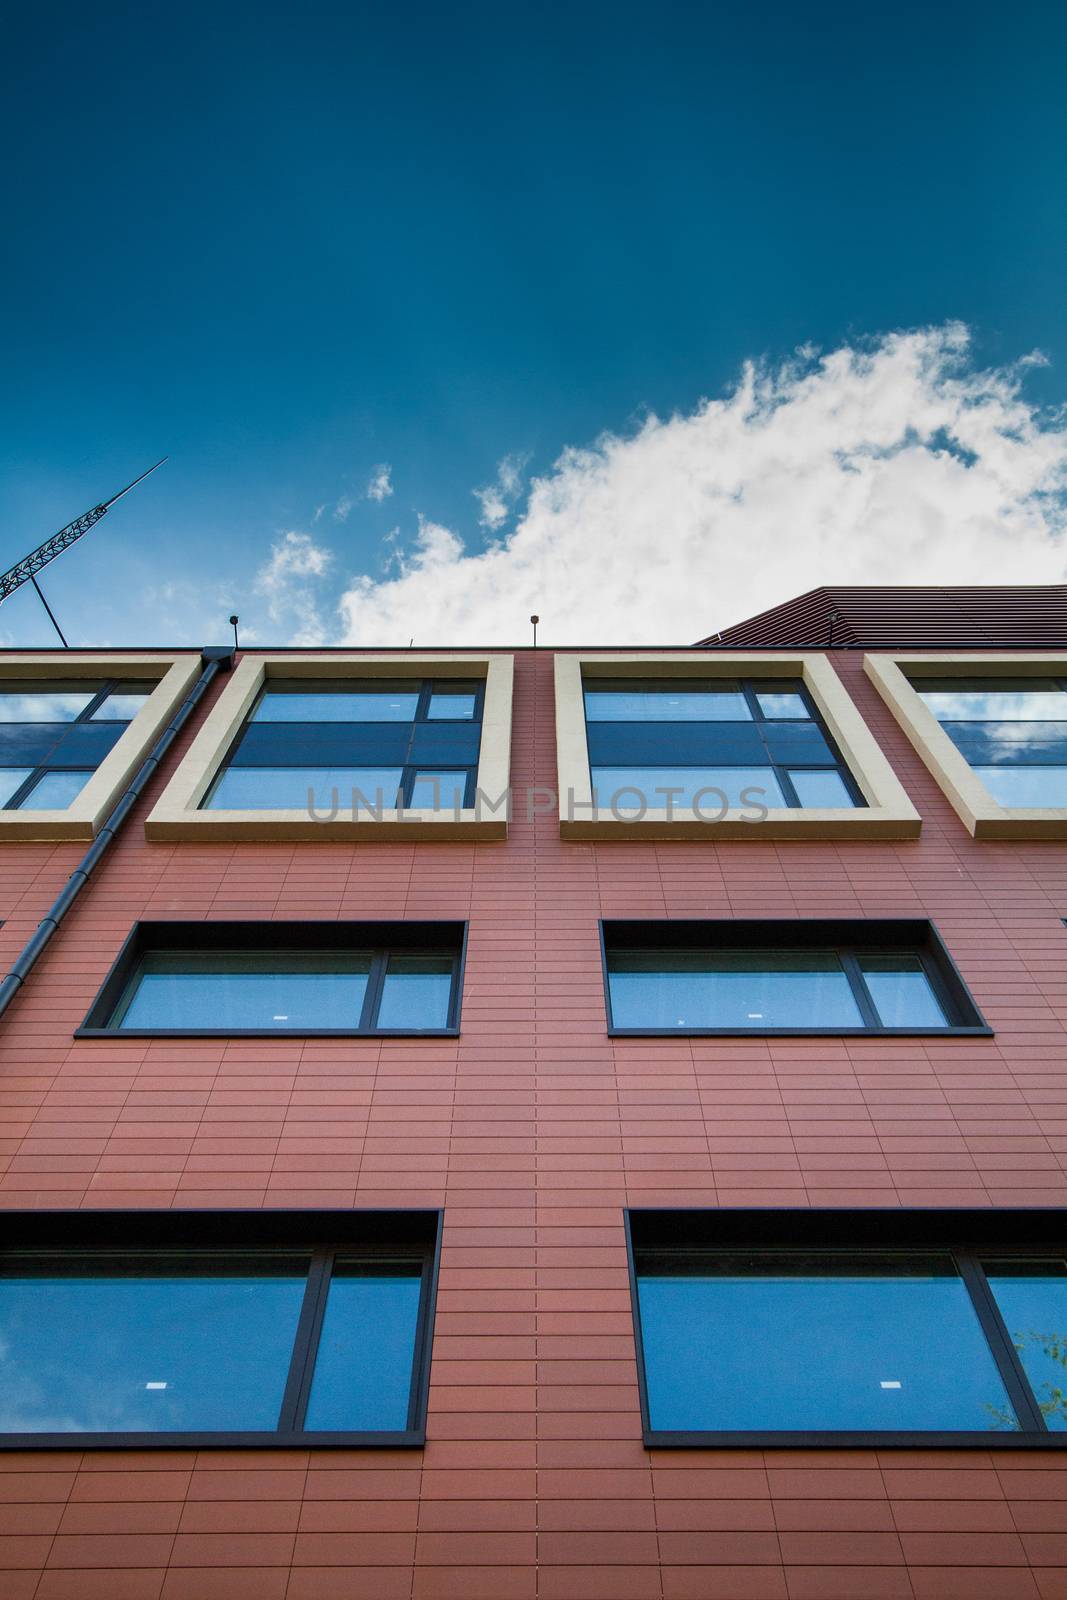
<box><xmin>2</xmin><ymin>0</ymin><xmax>1065</xmax><ymax>647</ymax></box>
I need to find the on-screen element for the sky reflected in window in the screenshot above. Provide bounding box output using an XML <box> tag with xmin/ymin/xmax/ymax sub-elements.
<box><xmin>637</xmin><ymin>1255</ymin><xmax>1019</xmax><ymax>1433</ymax></box>
<box><xmin>0</xmin><ymin>1259</ymin><xmax>307</xmax><ymax>1433</ymax></box>
<box><xmin>609</xmin><ymin>950</ymin><xmax>863</xmax><ymax>1029</ymax></box>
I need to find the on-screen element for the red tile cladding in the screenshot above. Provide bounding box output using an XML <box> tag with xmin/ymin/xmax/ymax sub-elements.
<box><xmin>1</xmin><ymin>642</ymin><xmax>1067</xmax><ymax>1597</ymax></box>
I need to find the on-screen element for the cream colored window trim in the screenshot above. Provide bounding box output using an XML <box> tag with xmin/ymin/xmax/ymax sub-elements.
<box><xmin>555</xmin><ymin>651</ymin><xmax>920</xmax><ymax>840</ymax></box>
<box><xmin>145</xmin><ymin>653</ymin><xmax>514</xmax><ymax>841</ymax></box>
<box><xmin>865</xmin><ymin>651</ymin><xmax>1067</xmax><ymax>839</ymax></box>
<box><xmin>0</xmin><ymin>654</ymin><xmax>202</xmax><ymax>842</ymax></box>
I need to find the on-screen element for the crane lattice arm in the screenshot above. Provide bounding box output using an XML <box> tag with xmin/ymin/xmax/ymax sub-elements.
<box><xmin>0</xmin><ymin>459</ymin><xmax>167</xmax><ymax>604</ymax></box>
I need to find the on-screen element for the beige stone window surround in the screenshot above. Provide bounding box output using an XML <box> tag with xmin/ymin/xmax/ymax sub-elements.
<box><xmin>865</xmin><ymin>651</ymin><xmax>1067</xmax><ymax>839</ymax></box>
<box><xmin>0</xmin><ymin>653</ymin><xmax>202</xmax><ymax>841</ymax></box>
<box><xmin>554</xmin><ymin>651</ymin><xmax>920</xmax><ymax>840</ymax></box>
<box><xmin>145</xmin><ymin>652</ymin><xmax>514</xmax><ymax>841</ymax></box>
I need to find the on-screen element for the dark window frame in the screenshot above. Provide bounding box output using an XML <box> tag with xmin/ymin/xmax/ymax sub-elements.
<box><xmin>204</xmin><ymin>676</ymin><xmax>487</xmax><ymax>811</ymax></box>
<box><xmin>0</xmin><ymin>1209</ymin><xmax>441</xmax><ymax>1451</ymax></box>
<box><xmin>600</xmin><ymin>918</ymin><xmax>990</xmax><ymax>1037</ymax></box>
<box><xmin>76</xmin><ymin>919</ymin><xmax>468</xmax><ymax>1038</ymax></box>
<box><xmin>627</xmin><ymin>1208</ymin><xmax>1067</xmax><ymax>1449</ymax></box>
<box><xmin>0</xmin><ymin>678</ymin><xmax>148</xmax><ymax>810</ymax></box>
<box><xmin>582</xmin><ymin>676</ymin><xmax>867</xmax><ymax>809</ymax></box>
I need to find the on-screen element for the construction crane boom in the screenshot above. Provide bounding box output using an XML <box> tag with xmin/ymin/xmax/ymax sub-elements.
<box><xmin>0</xmin><ymin>458</ymin><xmax>167</xmax><ymax>604</ymax></box>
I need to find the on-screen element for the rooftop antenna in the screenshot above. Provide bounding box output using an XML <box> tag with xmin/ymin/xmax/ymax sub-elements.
<box><xmin>229</xmin><ymin>615</ymin><xmax>240</xmax><ymax>650</ymax></box>
<box><xmin>0</xmin><ymin>459</ymin><xmax>168</xmax><ymax>645</ymax></box>
<box><xmin>530</xmin><ymin>614</ymin><xmax>539</xmax><ymax>647</ymax></box>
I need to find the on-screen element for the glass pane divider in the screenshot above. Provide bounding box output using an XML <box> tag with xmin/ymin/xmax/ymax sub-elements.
<box><xmin>4</xmin><ymin>766</ymin><xmax>50</xmax><ymax>811</ymax></box>
<box><xmin>407</xmin><ymin>1255</ymin><xmax>437</xmax><ymax>1431</ymax></box>
<box><xmin>278</xmin><ymin>1249</ymin><xmax>333</xmax><ymax>1435</ymax></box>
<box><xmin>79</xmin><ymin>681</ymin><xmax>118</xmax><ymax>722</ymax></box>
<box><xmin>776</xmin><ymin>769</ymin><xmax>805</xmax><ymax>810</ymax></box>
<box><xmin>362</xmin><ymin>951</ymin><xmax>391</xmax><ymax>1029</ymax></box>
<box><xmin>956</xmin><ymin>1255</ymin><xmax>1048</xmax><ymax>1433</ymax></box>
<box><xmin>399</xmin><ymin>764</ymin><xmax>475</xmax><ymax>809</ymax></box>
<box><xmin>739</xmin><ymin>681</ymin><xmax>766</xmax><ymax>724</ymax></box>
<box><xmin>413</xmin><ymin>681</ymin><xmax>434</xmax><ymax>723</ymax></box>
<box><xmin>839</xmin><ymin>952</ymin><xmax>886</xmax><ymax>1031</ymax></box>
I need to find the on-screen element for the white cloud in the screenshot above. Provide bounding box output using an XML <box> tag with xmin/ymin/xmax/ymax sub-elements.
<box><xmin>253</xmin><ymin>529</ymin><xmax>333</xmax><ymax>644</ymax></box>
<box><xmin>335</xmin><ymin>325</ymin><xmax>1067</xmax><ymax>646</ymax></box>
<box><xmin>333</xmin><ymin>493</ymin><xmax>353</xmax><ymax>522</ymax></box>
<box><xmin>474</xmin><ymin>451</ymin><xmax>529</xmax><ymax>529</ymax></box>
<box><xmin>367</xmin><ymin>463</ymin><xmax>393</xmax><ymax>502</ymax></box>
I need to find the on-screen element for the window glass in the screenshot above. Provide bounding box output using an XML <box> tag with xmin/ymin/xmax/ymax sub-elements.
<box><xmin>0</xmin><ymin>726</ymin><xmax>78</xmax><ymax>767</ymax></box>
<box><xmin>859</xmin><ymin>956</ymin><xmax>949</xmax><ymax>1028</ymax></box>
<box><xmin>0</xmin><ymin>680</ymin><xmax>161</xmax><ymax>812</ymax></box>
<box><xmin>18</xmin><ymin>770</ymin><xmax>93</xmax><ymax>810</ymax></box>
<box><xmin>303</xmin><ymin>1262</ymin><xmax>423</xmax><ymax>1431</ymax></box>
<box><xmin>207</xmin><ymin>678</ymin><xmax>484</xmax><ymax>814</ymax></box>
<box><xmin>788</xmin><ymin>769</ymin><xmax>854</xmax><ymax>807</ymax></box>
<box><xmin>583</xmin><ymin>677</ymin><xmax>860</xmax><ymax>813</ymax></box>
<box><xmin>206</xmin><ymin>767</ymin><xmax>404</xmax><ymax>810</ymax></box>
<box><xmin>408</xmin><ymin>771</ymin><xmax>468</xmax><ymax>810</ymax></box>
<box><xmin>427</xmin><ymin>688</ymin><xmax>478</xmax><ymax>720</ymax></box>
<box><xmin>0</xmin><ymin>690</ymin><xmax>96</xmax><ymax>722</ymax></box>
<box><xmin>0</xmin><ymin>1254</ymin><xmax>308</xmax><ymax>1433</ymax></box>
<box><xmin>588</xmin><ymin>723</ymin><xmax>768</xmax><ymax>769</ymax></box>
<box><xmin>971</xmin><ymin>766</ymin><xmax>1067</xmax><ymax>808</ymax></box>
<box><xmin>914</xmin><ymin>678</ymin><xmax>1067</xmax><ymax>809</ymax></box>
<box><xmin>761</xmin><ymin>723</ymin><xmax>836</xmax><ymax>765</ymax></box>
<box><xmin>585</xmin><ymin>688</ymin><xmax>752</xmax><ymax>721</ymax></box>
<box><xmin>636</xmin><ymin>1251</ymin><xmax>1019</xmax><ymax>1433</ymax></box>
<box><xmin>117</xmin><ymin>952</ymin><xmax>373</xmax><ymax>1031</ymax></box>
<box><xmin>984</xmin><ymin>1260</ymin><xmax>1067</xmax><ymax>1431</ymax></box>
<box><xmin>88</xmin><ymin>691</ymin><xmax>150</xmax><ymax>721</ymax></box>
<box><xmin>0</xmin><ymin>770</ymin><xmax>33</xmax><ymax>806</ymax></box>
<box><xmin>917</xmin><ymin>682</ymin><xmax>1067</xmax><ymax>722</ymax></box>
<box><xmin>253</xmin><ymin>691</ymin><xmax>420</xmax><ymax>722</ymax></box>
<box><xmin>756</xmin><ymin>690</ymin><xmax>809</xmax><ymax>719</ymax></box>
<box><xmin>591</xmin><ymin>767</ymin><xmax>785</xmax><ymax>812</ymax></box>
<box><xmin>376</xmin><ymin>955</ymin><xmax>454</xmax><ymax>1029</ymax></box>
<box><xmin>608</xmin><ymin>950</ymin><xmax>863</xmax><ymax>1030</ymax></box>
<box><xmin>945</xmin><ymin>724</ymin><xmax>1067</xmax><ymax>764</ymax></box>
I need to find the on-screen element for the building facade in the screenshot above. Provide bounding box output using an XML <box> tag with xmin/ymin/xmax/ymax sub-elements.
<box><xmin>1</xmin><ymin>587</ymin><xmax>1066</xmax><ymax>1599</ymax></box>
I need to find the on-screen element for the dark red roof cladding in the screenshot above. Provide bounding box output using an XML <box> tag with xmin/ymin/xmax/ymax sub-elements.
<box><xmin>697</xmin><ymin>585</ymin><xmax>1067</xmax><ymax>649</ymax></box>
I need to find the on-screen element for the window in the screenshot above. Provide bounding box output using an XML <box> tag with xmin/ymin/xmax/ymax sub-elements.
<box><xmin>78</xmin><ymin>921</ymin><xmax>466</xmax><ymax>1036</ymax></box>
<box><xmin>0</xmin><ymin>1210</ymin><xmax>439</xmax><ymax>1448</ymax></box>
<box><xmin>554</xmin><ymin>653</ymin><xmax>920</xmax><ymax>841</ymax></box>
<box><xmin>0</xmin><ymin>680</ymin><xmax>152</xmax><ymax>811</ymax></box>
<box><xmin>0</xmin><ymin>656</ymin><xmax>202</xmax><ymax>841</ymax></box>
<box><xmin>602</xmin><ymin>919</ymin><xmax>986</xmax><ymax>1035</ymax></box>
<box><xmin>914</xmin><ymin>676</ymin><xmax>1067</xmax><ymax>808</ymax></box>
<box><xmin>203</xmin><ymin>677</ymin><xmax>484</xmax><ymax>812</ymax></box>
<box><xmin>584</xmin><ymin>677</ymin><xmax>862</xmax><ymax>814</ymax></box>
<box><xmin>146</xmin><ymin>654</ymin><xmax>514</xmax><ymax>841</ymax></box>
<box><xmin>865</xmin><ymin>653</ymin><xmax>1067</xmax><ymax>839</ymax></box>
<box><xmin>628</xmin><ymin>1210</ymin><xmax>1067</xmax><ymax>1447</ymax></box>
